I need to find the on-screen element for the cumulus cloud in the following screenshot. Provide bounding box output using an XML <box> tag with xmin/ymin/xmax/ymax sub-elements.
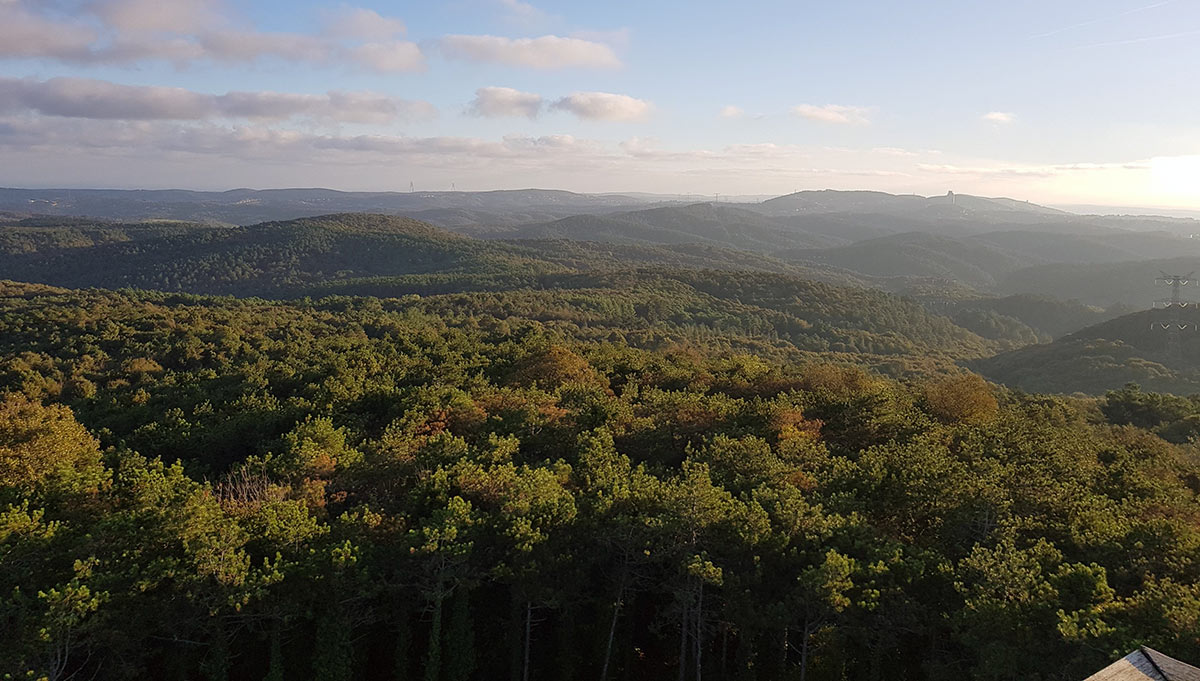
<box><xmin>0</xmin><ymin>117</ymin><xmax>607</xmax><ymax>167</ymax></box>
<box><xmin>88</xmin><ymin>0</ymin><xmax>223</xmax><ymax>33</ymax></box>
<box><xmin>0</xmin><ymin>76</ymin><xmax>436</xmax><ymax>124</ymax></box>
<box><xmin>551</xmin><ymin>92</ymin><xmax>651</xmax><ymax>121</ymax></box>
<box><xmin>792</xmin><ymin>104</ymin><xmax>871</xmax><ymax>125</ymax></box>
<box><xmin>467</xmin><ymin>87</ymin><xmax>543</xmax><ymax>119</ymax></box>
<box><xmin>323</xmin><ymin>7</ymin><xmax>407</xmax><ymax>40</ymax></box>
<box><xmin>718</xmin><ymin>105</ymin><xmax>745</xmax><ymax>119</ymax></box>
<box><xmin>438</xmin><ymin>34</ymin><xmax>621</xmax><ymax>68</ymax></box>
<box><xmin>348</xmin><ymin>41</ymin><xmax>426</xmax><ymax>72</ymax></box>
<box><xmin>0</xmin><ymin>0</ymin><xmax>424</xmax><ymax>71</ymax></box>
<box><xmin>982</xmin><ymin>111</ymin><xmax>1015</xmax><ymax>124</ymax></box>
<box><xmin>0</xmin><ymin>3</ymin><xmax>98</xmax><ymax>60</ymax></box>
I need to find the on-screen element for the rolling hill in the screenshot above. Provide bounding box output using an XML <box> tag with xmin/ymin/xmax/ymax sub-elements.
<box><xmin>0</xmin><ymin>187</ymin><xmax>661</xmax><ymax>225</ymax></box>
<box><xmin>0</xmin><ymin>213</ymin><xmax>1035</xmax><ymax>371</ymax></box>
<box><xmin>973</xmin><ymin>307</ymin><xmax>1200</xmax><ymax>394</ymax></box>
<box><xmin>500</xmin><ymin>202</ymin><xmax>844</xmax><ymax>250</ymax></box>
<box><xmin>997</xmin><ymin>257</ymin><xmax>1200</xmax><ymax>308</ymax></box>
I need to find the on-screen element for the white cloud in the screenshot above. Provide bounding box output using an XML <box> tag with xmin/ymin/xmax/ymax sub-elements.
<box><xmin>0</xmin><ymin>0</ymin><xmax>424</xmax><ymax>71</ymax></box>
<box><xmin>0</xmin><ymin>3</ymin><xmax>98</xmax><ymax>60</ymax></box>
<box><xmin>791</xmin><ymin>104</ymin><xmax>871</xmax><ymax>125</ymax></box>
<box><xmin>467</xmin><ymin>87</ymin><xmax>543</xmax><ymax>119</ymax></box>
<box><xmin>197</xmin><ymin>29</ymin><xmax>333</xmax><ymax>63</ymax></box>
<box><xmin>348</xmin><ymin>41</ymin><xmax>426</xmax><ymax>72</ymax></box>
<box><xmin>324</xmin><ymin>7</ymin><xmax>407</xmax><ymax>40</ymax></box>
<box><xmin>551</xmin><ymin>92</ymin><xmax>651</xmax><ymax>121</ymax></box>
<box><xmin>0</xmin><ymin>76</ymin><xmax>436</xmax><ymax>124</ymax></box>
<box><xmin>88</xmin><ymin>0</ymin><xmax>223</xmax><ymax>33</ymax></box>
<box><xmin>718</xmin><ymin>105</ymin><xmax>745</xmax><ymax>119</ymax></box>
<box><xmin>438</xmin><ymin>34</ymin><xmax>621</xmax><ymax>68</ymax></box>
<box><xmin>982</xmin><ymin>111</ymin><xmax>1015</xmax><ymax>124</ymax></box>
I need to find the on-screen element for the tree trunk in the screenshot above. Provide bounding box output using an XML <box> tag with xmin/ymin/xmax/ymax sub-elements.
<box><xmin>720</xmin><ymin>624</ymin><xmax>728</xmax><ymax>681</ymax></box>
<box><xmin>678</xmin><ymin>587</ymin><xmax>690</xmax><ymax>681</ymax></box>
<box><xmin>780</xmin><ymin>626</ymin><xmax>788</xmax><ymax>670</ymax></box>
<box><xmin>509</xmin><ymin>597</ymin><xmax>523</xmax><ymax>681</ymax></box>
<box><xmin>694</xmin><ymin>583</ymin><xmax>703</xmax><ymax>681</ymax></box>
<box><xmin>799</xmin><ymin>620</ymin><xmax>810</xmax><ymax>681</ymax></box>
<box><xmin>600</xmin><ymin>573</ymin><xmax>626</xmax><ymax>681</ymax></box>
<box><xmin>523</xmin><ymin>600</ymin><xmax>533</xmax><ymax>681</ymax></box>
<box><xmin>266</xmin><ymin>619</ymin><xmax>284</xmax><ymax>681</ymax></box>
<box><xmin>424</xmin><ymin>593</ymin><xmax>444</xmax><ymax>681</ymax></box>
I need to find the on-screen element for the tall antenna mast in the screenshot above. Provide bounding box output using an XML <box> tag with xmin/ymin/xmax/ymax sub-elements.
<box><xmin>1152</xmin><ymin>270</ymin><xmax>1196</xmax><ymax>365</ymax></box>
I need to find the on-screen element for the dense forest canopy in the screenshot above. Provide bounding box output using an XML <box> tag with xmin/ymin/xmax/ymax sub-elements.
<box><xmin>3</xmin><ymin>208</ymin><xmax>1200</xmax><ymax>680</ymax></box>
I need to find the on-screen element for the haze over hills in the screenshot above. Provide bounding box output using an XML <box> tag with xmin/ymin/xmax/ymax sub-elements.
<box><xmin>974</xmin><ymin>307</ymin><xmax>1200</xmax><ymax>394</ymax></box>
<box><xmin>496</xmin><ymin>202</ymin><xmax>845</xmax><ymax>250</ymax></box>
<box><xmin>4</xmin><ymin>186</ymin><xmax>1196</xmax><ymax>233</ymax></box>
<box><xmin>0</xmin><ymin>187</ymin><xmax>663</xmax><ymax>226</ymax></box>
<box><xmin>5</xmin><ymin>192</ymin><xmax>1200</xmax><ymax>396</ymax></box>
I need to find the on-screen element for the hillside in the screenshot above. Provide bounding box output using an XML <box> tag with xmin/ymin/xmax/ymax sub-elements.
<box><xmin>786</xmin><ymin>232</ymin><xmax>1033</xmax><ymax>288</ymax></box>
<box><xmin>930</xmin><ymin>293</ymin><xmax>1123</xmax><ymax>342</ymax></box>
<box><xmin>998</xmin><ymin>257</ymin><xmax>1200</xmax><ymax>307</ymax></box>
<box><xmin>971</xmin><ymin>229</ymin><xmax>1200</xmax><ymax>266</ymax></box>
<box><xmin>0</xmin><ymin>187</ymin><xmax>659</xmax><ymax>225</ymax></box>
<box><xmin>0</xmin><ymin>213</ymin><xmax>1031</xmax><ymax>370</ymax></box>
<box><xmin>0</xmin><ymin>216</ymin><xmax>224</xmax><ymax>254</ymax></box>
<box><xmin>502</xmin><ymin>202</ymin><xmax>843</xmax><ymax>250</ymax></box>
<box><xmin>0</xmin><ymin>212</ymin><xmax>878</xmax><ymax>296</ymax></box>
<box><xmin>753</xmin><ymin>189</ymin><xmax>1066</xmax><ymax>219</ymax></box>
<box><xmin>973</xmin><ymin>307</ymin><xmax>1200</xmax><ymax>394</ymax></box>
<box><xmin>0</xmin><ymin>213</ymin><xmax>572</xmax><ymax>295</ymax></box>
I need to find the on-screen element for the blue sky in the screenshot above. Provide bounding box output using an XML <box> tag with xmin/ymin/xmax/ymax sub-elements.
<box><xmin>0</xmin><ymin>0</ymin><xmax>1197</xmax><ymax>208</ymax></box>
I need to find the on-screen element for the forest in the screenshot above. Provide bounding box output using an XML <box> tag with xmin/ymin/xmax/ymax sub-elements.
<box><xmin>2</xmin><ymin>275</ymin><xmax>1200</xmax><ymax>681</ymax></box>
<box><xmin>3</xmin><ymin>209</ymin><xmax>1200</xmax><ymax>680</ymax></box>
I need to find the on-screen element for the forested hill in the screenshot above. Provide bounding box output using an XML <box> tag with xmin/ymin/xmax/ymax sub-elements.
<box><xmin>0</xmin><ymin>213</ymin><xmax>571</xmax><ymax>294</ymax></box>
<box><xmin>974</xmin><ymin>306</ymin><xmax>1200</xmax><ymax>394</ymax></box>
<box><xmin>0</xmin><ymin>213</ymin><xmax>1037</xmax><ymax>367</ymax></box>
<box><xmin>501</xmin><ymin>202</ymin><xmax>842</xmax><ymax>251</ymax></box>
<box><xmin>0</xmin><ymin>212</ymin><xmax>864</xmax><ymax>296</ymax></box>
<box><xmin>4</xmin><ymin>280</ymin><xmax>1200</xmax><ymax>680</ymax></box>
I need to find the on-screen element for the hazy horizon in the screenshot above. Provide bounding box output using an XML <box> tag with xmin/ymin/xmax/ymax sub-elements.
<box><xmin>4</xmin><ymin>184</ymin><xmax>1200</xmax><ymax>220</ymax></box>
<box><xmin>1</xmin><ymin>0</ymin><xmax>1198</xmax><ymax>209</ymax></box>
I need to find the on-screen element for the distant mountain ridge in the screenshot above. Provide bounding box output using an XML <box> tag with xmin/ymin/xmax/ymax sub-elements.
<box><xmin>0</xmin><ymin>187</ymin><xmax>664</xmax><ymax>225</ymax></box>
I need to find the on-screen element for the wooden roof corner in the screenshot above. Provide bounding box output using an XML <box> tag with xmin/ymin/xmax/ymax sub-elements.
<box><xmin>1084</xmin><ymin>647</ymin><xmax>1200</xmax><ymax>681</ymax></box>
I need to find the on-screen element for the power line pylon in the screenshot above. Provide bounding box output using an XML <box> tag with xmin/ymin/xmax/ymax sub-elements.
<box><xmin>1152</xmin><ymin>271</ymin><xmax>1196</xmax><ymax>365</ymax></box>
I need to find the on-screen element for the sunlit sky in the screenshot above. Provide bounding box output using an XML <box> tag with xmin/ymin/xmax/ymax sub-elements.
<box><xmin>1</xmin><ymin>0</ymin><xmax>1198</xmax><ymax>208</ymax></box>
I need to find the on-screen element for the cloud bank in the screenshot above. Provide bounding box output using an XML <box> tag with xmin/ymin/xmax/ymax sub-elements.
<box><xmin>467</xmin><ymin>87</ymin><xmax>544</xmax><ymax>118</ymax></box>
<box><xmin>0</xmin><ymin>1</ymin><xmax>425</xmax><ymax>71</ymax></box>
<box><xmin>439</xmin><ymin>34</ymin><xmax>621</xmax><ymax>69</ymax></box>
<box><xmin>792</xmin><ymin>104</ymin><xmax>871</xmax><ymax>125</ymax></box>
<box><xmin>0</xmin><ymin>77</ymin><xmax>436</xmax><ymax>124</ymax></box>
<box><xmin>551</xmin><ymin>92</ymin><xmax>651</xmax><ymax>121</ymax></box>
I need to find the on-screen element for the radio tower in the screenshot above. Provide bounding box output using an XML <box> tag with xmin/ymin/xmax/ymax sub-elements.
<box><xmin>1152</xmin><ymin>271</ymin><xmax>1196</xmax><ymax>365</ymax></box>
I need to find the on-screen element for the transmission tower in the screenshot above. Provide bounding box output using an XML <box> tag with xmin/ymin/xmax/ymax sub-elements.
<box><xmin>1152</xmin><ymin>271</ymin><xmax>1197</xmax><ymax>364</ymax></box>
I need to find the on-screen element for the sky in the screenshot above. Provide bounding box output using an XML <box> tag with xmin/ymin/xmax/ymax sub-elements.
<box><xmin>0</xmin><ymin>0</ymin><xmax>1198</xmax><ymax>209</ymax></box>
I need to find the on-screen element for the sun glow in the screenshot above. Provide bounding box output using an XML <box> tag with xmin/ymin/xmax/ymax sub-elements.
<box><xmin>1151</xmin><ymin>155</ymin><xmax>1200</xmax><ymax>203</ymax></box>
